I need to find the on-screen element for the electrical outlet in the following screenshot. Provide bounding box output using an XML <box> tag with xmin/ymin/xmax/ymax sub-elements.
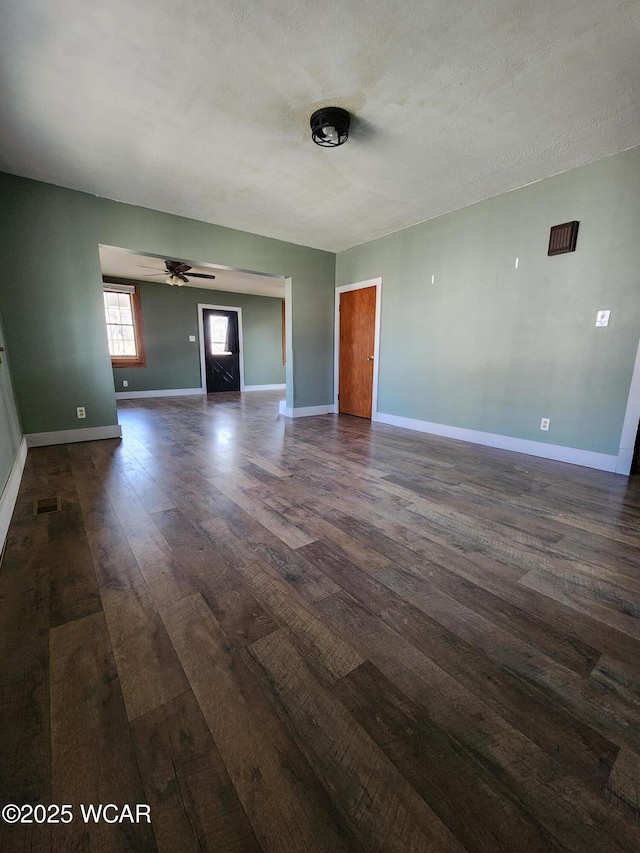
<box><xmin>189</xmin><ymin>335</ymin><xmax>196</xmax><ymax>342</ymax></box>
<box><xmin>540</xmin><ymin>417</ymin><xmax>550</xmax><ymax>431</ymax></box>
<box><xmin>122</xmin><ymin>380</ymin><xmax>128</xmax><ymax>387</ymax></box>
<box><xmin>76</xmin><ymin>406</ymin><xmax>86</xmax><ymax>419</ymax></box>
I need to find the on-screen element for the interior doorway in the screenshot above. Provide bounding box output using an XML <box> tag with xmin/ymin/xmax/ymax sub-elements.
<box><xmin>334</xmin><ymin>278</ymin><xmax>381</xmax><ymax>419</ymax></box>
<box><xmin>198</xmin><ymin>304</ymin><xmax>245</xmax><ymax>392</ymax></box>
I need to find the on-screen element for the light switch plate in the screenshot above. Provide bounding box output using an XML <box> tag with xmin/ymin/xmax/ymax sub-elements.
<box><xmin>596</xmin><ymin>310</ymin><xmax>610</xmax><ymax>327</ymax></box>
<box><xmin>189</xmin><ymin>335</ymin><xmax>196</xmax><ymax>342</ymax></box>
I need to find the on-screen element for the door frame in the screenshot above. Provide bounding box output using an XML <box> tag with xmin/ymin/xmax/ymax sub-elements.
<box><xmin>617</xmin><ymin>333</ymin><xmax>640</xmax><ymax>474</ymax></box>
<box><xmin>334</xmin><ymin>278</ymin><xmax>382</xmax><ymax>419</ymax></box>
<box><xmin>198</xmin><ymin>304</ymin><xmax>245</xmax><ymax>392</ymax></box>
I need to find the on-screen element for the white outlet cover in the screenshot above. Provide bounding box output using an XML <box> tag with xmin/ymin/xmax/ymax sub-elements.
<box><xmin>189</xmin><ymin>335</ymin><xmax>196</xmax><ymax>342</ymax></box>
<box><xmin>76</xmin><ymin>407</ymin><xmax>86</xmax><ymax>419</ymax></box>
<box><xmin>540</xmin><ymin>418</ymin><xmax>550</xmax><ymax>431</ymax></box>
<box><xmin>595</xmin><ymin>310</ymin><xmax>610</xmax><ymax>327</ymax></box>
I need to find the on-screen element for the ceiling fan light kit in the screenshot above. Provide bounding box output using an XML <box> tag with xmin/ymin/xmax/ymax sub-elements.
<box><xmin>310</xmin><ymin>107</ymin><xmax>350</xmax><ymax>147</ymax></box>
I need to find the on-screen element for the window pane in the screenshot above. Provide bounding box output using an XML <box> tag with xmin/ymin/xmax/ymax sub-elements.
<box><xmin>209</xmin><ymin>316</ymin><xmax>231</xmax><ymax>355</ymax></box>
<box><xmin>103</xmin><ymin>288</ymin><xmax>141</xmax><ymax>361</ymax></box>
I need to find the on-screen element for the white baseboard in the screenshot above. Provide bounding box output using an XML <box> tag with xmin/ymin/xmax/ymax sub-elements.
<box><xmin>278</xmin><ymin>400</ymin><xmax>336</xmax><ymax>418</ymax></box>
<box><xmin>0</xmin><ymin>437</ymin><xmax>27</xmax><ymax>554</ymax></box>
<box><xmin>26</xmin><ymin>425</ymin><xmax>123</xmax><ymax>448</ymax></box>
<box><xmin>115</xmin><ymin>387</ymin><xmax>204</xmax><ymax>399</ymax></box>
<box><xmin>374</xmin><ymin>411</ymin><xmax>619</xmax><ymax>473</ymax></box>
<box><xmin>244</xmin><ymin>384</ymin><xmax>286</xmax><ymax>391</ymax></box>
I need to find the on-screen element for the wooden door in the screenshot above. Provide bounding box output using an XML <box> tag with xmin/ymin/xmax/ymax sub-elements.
<box><xmin>203</xmin><ymin>309</ymin><xmax>241</xmax><ymax>392</ymax></box>
<box><xmin>339</xmin><ymin>286</ymin><xmax>376</xmax><ymax>418</ymax></box>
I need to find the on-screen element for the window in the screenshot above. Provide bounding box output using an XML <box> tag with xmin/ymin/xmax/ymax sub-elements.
<box><xmin>103</xmin><ymin>280</ymin><xmax>146</xmax><ymax>368</ymax></box>
<box><xmin>209</xmin><ymin>314</ymin><xmax>232</xmax><ymax>355</ymax></box>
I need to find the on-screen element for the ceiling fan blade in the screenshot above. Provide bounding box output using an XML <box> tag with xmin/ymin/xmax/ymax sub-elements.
<box><xmin>165</xmin><ymin>260</ymin><xmax>192</xmax><ymax>274</ymax></box>
<box><xmin>136</xmin><ymin>264</ymin><xmax>165</xmax><ymax>271</ymax></box>
<box><xmin>139</xmin><ymin>273</ymin><xmax>165</xmax><ymax>277</ymax></box>
<box><xmin>178</xmin><ymin>273</ymin><xmax>189</xmax><ymax>283</ymax></box>
<box><xmin>184</xmin><ymin>272</ymin><xmax>216</xmax><ymax>280</ymax></box>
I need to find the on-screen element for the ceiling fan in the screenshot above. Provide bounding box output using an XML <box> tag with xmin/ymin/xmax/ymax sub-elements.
<box><xmin>137</xmin><ymin>259</ymin><xmax>216</xmax><ymax>286</ymax></box>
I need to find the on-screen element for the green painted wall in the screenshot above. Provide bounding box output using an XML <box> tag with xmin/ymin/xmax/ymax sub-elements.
<box><xmin>337</xmin><ymin>148</ymin><xmax>640</xmax><ymax>456</ymax></box>
<box><xmin>0</xmin><ymin>310</ymin><xmax>22</xmax><ymax>495</ymax></box>
<box><xmin>0</xmin><ymin>173</ymin><xmax>335</xmax><ymax>434</ymax></box>
<box><xmin>112</xmin><ymin>282</ymin><xmax>285</xmax><ymax>392</ymax></box>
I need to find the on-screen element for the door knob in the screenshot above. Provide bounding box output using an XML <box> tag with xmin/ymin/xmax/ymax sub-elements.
<box><xmin>367</xmin><ymin>355</ymin><xmax>374</xmax><ymax>361</ymax></box>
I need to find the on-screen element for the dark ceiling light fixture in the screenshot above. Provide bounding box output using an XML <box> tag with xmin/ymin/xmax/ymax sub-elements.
<box><xmin>310</xmin><ymin>107</ymin><xmax>350</xmax><ymax>147</ymax></box>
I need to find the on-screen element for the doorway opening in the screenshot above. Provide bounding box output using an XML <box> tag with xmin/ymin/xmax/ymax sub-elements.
<box><xmin>334</xmin><ymin>278</ymin><xmax>382</xmax><ymax>419</ymax></box>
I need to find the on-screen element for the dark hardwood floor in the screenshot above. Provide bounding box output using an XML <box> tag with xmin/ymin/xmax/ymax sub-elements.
<box><xmin>2</xmin><ymin>390</ymin><xmax>640</xmax><ymax>852</ymax></box>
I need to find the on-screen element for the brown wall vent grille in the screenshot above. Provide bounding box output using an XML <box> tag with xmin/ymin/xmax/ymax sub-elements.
<box><xmin>33</xmin><ymin>497</ymin><xmax>62</xmax><ymax>516</ymax></box>
<box><xmin>548</xmin><ymin>221</ymin><xmax>579</xmax><ymax>255</ymax></box>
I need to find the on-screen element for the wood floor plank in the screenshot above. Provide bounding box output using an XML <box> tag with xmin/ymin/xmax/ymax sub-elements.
<box><xmin>247</xmin><ymin>486</ymin><xmax>393</xmax><ymax>573</ymax></box>
<box><xmin>604</xmin><ymin>748</ymin><xmax>640</xmax><ymax>823</ymax></box>
<box><xmin>243</xmin><ymin>629</ymin><xmax>468</xmax><ymax>853</ymax></box>
<box><xmin>333</xmin><ymin>660</ymin><xmax>560</xmax><ymax>853</ymax></box>
<box><xmin>130</xmin><ymin>690</ymin><xmax>261</xmax><ymax>852</ymax></box>
<box><xmin>72</xmin><ymin>465</ymin><xmax>121</xmax><ymax>531</ymax></box>
<box><xmin>197</xmin><ymin>501</ymin><xmax>340</xmax><ymax>603</ymax></box>
<box><xmin>46</xmin><ymin>497</ymin><xmax>103</xmax><ymax>627</ymax></box>
<box><xmin>87</xmin><ymin>524</ymin><xmax>190</xmax><ymax>720</ymax></box>
<box><xmin>113</xmin><ymin>504</ymin><xmax>196</xmax><ymax>608</ymax></box>
<box><xmin>378</xmin><ymin>554</ymin><xmax>600</xmax><ymax>676</ymax></box>
<box><xmin>49</xmin><ymin>612</ymin><xmax>156</xmax><ymax>852</ymax></box>
<box><xmin>202</xmin><ymin>477</ymin><xmax>316</xmax><ymax>550</ymax></box>
<box><xmin>418</xmin><ymin>477</ymin><xmax>640</xmax><ymax>575</ymax></box>
<box><xmin>235</xmin><ymin>558</ymin><xmax>363</xmax><ymax>683</ymax></box>
<box><xmin>301</xmin><ymin>540</ymin><xmax>619</xmax><ymax>785</ymax></box>
<box><xmin>356</xmin><ymin>512</ymin><xmax>640</xmax><ymax>679</ymax></box>
<box><xmin>375</xmin><ymin>566</ymin><xmax>640</xmax><ymax>755</ymax></box>
<box><xmin>520</xmin><ymin>564</ymin><xmax>640</xmax><ymax>641</ymax></box>
<box><xmin>590</xmin><ymin>654</ymin><xmax>640</xmax><ymax>708</ymax></box>
<box><xmin>159</xmin><ymin>593</ymin><xmax>362</xmax><ymax>853</ymax></box>
<box><xmin>0</xmin><ymin>518</ymin><xmax>51</xmax><ymax>853</ymax></box>
<box><xmin>316</xmin><ymin>590</ymin><xmax>640</xmax><ymax>853</ymax></box>
<box><xmin>152</xmin><ymin>507</ymin><xmax>279</xmax><ymax>647</ymax></box>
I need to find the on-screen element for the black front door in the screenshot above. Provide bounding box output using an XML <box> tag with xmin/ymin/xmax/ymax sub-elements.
<box><xmin>203</xmin><ymin>309</ymin><xmax>240</xmax><ymax>392</ymax></box>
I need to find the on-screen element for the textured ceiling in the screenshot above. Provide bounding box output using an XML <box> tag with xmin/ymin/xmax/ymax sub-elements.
<box><xmin>99</xmin><ymin>246</ymin><xmax>285</xmax><ymax>297</ymax></box>
<box><xmin>1</xmin><ymin>0</ymin><xmax>639</xmax><ymax>252</ymax></box>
